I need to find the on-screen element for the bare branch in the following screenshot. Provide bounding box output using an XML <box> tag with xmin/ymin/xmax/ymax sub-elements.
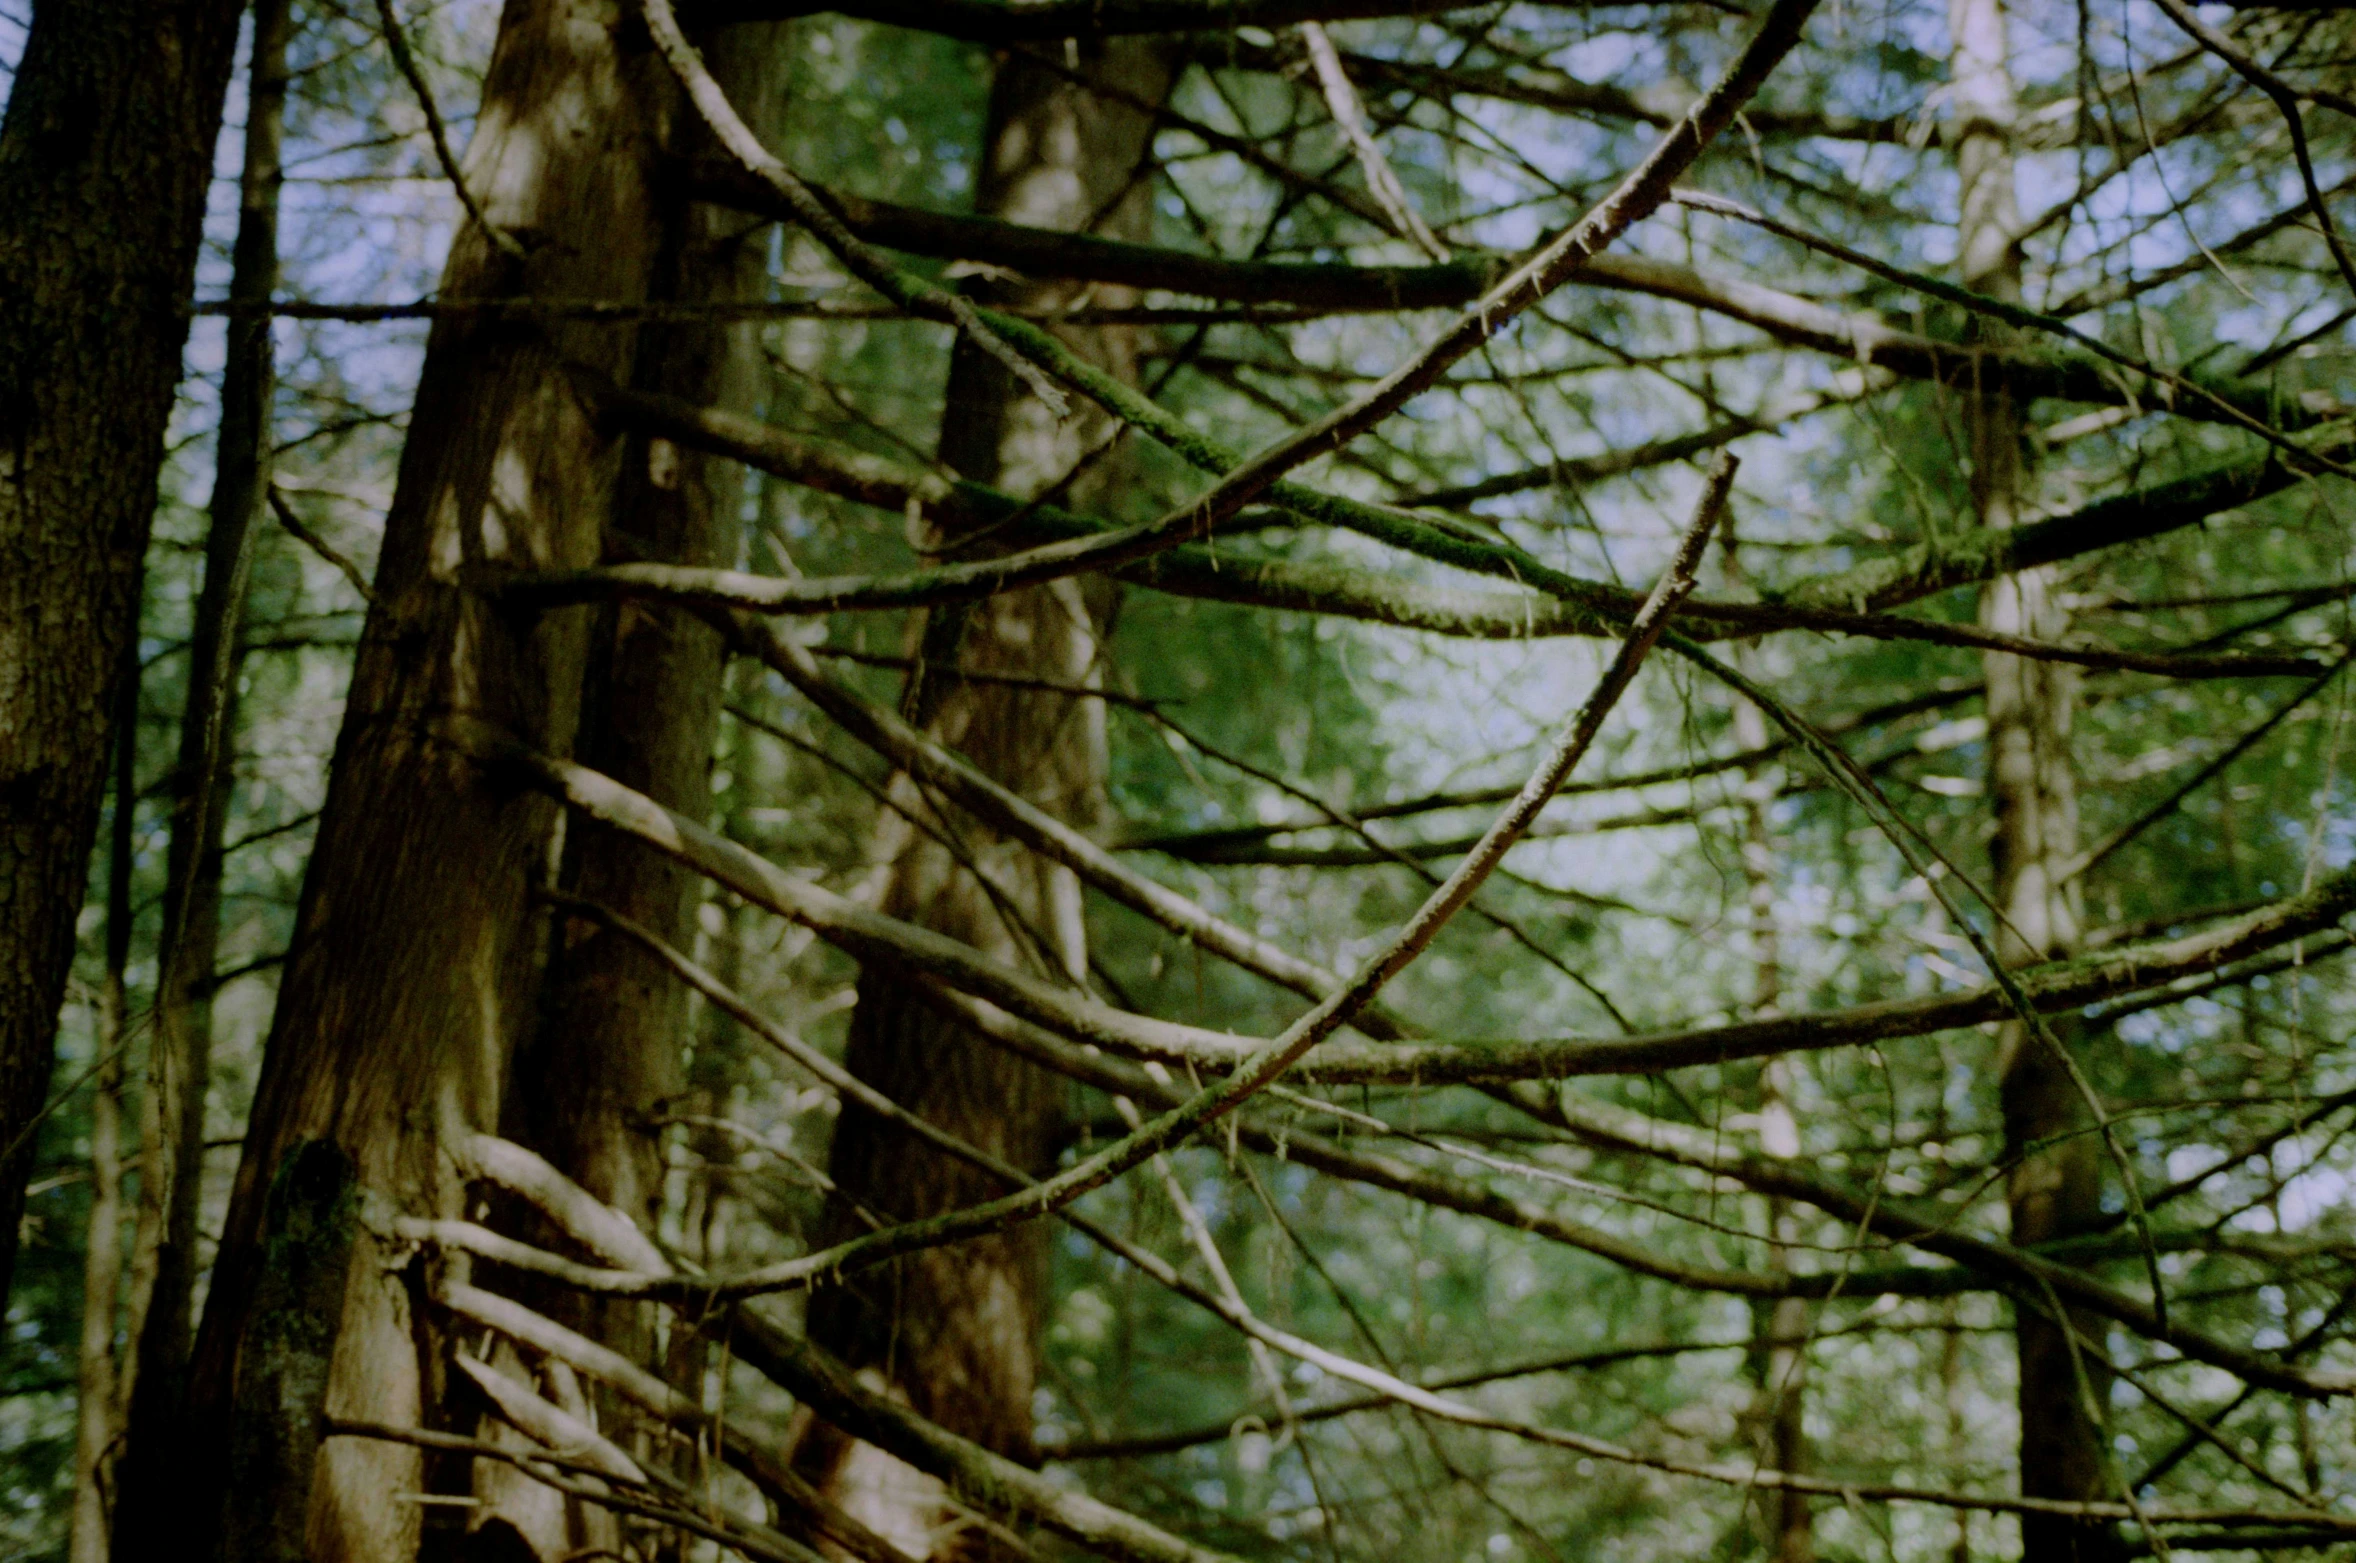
<box><xmin>1300</xmin><ymin>22</ymin><xmax>1450</xmax><ymax>260</ymax></box>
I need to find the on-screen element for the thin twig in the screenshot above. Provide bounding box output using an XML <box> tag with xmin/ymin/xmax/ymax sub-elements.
<box><xmin>638</xmin><ymin>0</ymin><xmax>1068</xmax><ymax>414</ymax></box>
<box><xmin>1671</xmin><ymin>188</ymin><xmax>2354</xmax><ymax>476</ymax></box>
<box><xmin>267</xmin><ymin>487</ymin><xmax>375</xmax><ymax>602</ymax></box>
<box><xmin>1677</xmin><ymin>640</ymin><xmax>2176</xmax><ymax>1334</ymax></box>
<box><xmin>2143</xmin><ymin>0</ymin><xmax>2356</xmax><ymax>299</ymax></box>
<box><xmin>1300</xmin><ymin>22</ymin><xmax>1450</xmax><ymax>260</ymax></box>
<box><xmin>444</xmin><ymin>461</ymin><xmax>1730</xmax><ymax>1303</ymax></box>
<box><xmin>369</xmin><ymin>0</ymin><xmax>526</xmax><ymax>262</ymax></box>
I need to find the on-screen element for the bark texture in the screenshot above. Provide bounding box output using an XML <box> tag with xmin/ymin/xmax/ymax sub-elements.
<box><xmin>0</xmin><ymin>0</ymin><xmax>247</xmax><ymax>1310</ymax></box>
<box><xmin>1951</xmin><ymin>0</ymin><xmax>2109</xmax><ymax>1555</ymax></box>
<box><xmin>493</xmin><ymin>21</ymin><xmax>786</xmax><ymax>1554</ymax></box>
<box><xmin>801</xmin><ymin>40</ymin><xmax>1176</xmax><ymax>1563</ymax></box>
<box><xmin>216</xmin><ymin>1141</ymin><xmax>360</xmax><ymax>1563</ymax></box>
<box><xmin>111</xmin><ymin>4</ymin><xmax>295</xmax><ymax>1545</ymax></box>
<box><xmin>183</xmin><ymin>4</ymin><xmax>687</xmax><ymax>1556</ymax></box>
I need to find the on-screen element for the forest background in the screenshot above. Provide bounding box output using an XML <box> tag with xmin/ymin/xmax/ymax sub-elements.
<box><xmin>1</xmin><ymin>0</ymin><xmax>2353</xmax><ymax>1560</ymax></box>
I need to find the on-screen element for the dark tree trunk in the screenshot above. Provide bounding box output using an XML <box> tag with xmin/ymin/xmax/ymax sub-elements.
<box><xmin>1950</xmin><ymin>0</ymin><xmax>2110</xmax><ymax>1554</ymax></box>
<box><xmin>181</xmin><ymin>3</ymin><xmax>688</xmax><ymax>1555</ymax></box>
<box><xmin>110</xmin><ymin>4</ymin><xmax>295</xmax><ymax>1547</ymax></box>
<box><xmin>800</xmin><ymin>39</ymin><xmax>1176</xmax><ymax>1562</ymax></box>
<box><xmin>214</xmin><ymin>1141</ymin><xmax>360</xmax><ymax>1563</ymax></box>
<box><xmin>0</xmin><ymin>0</ymin><xmax>248</xmax><ymax>1310</ymax></box>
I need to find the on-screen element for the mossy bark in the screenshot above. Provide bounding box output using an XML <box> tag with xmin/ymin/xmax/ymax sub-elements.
<box><xmin>215</xmin><ymin>1141</ymin><xmax>360</xmax><ymax>1563</ymax></box>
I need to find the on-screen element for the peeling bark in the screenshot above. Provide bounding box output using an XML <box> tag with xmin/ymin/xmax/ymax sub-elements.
<box><xmin>494</xmin><ymin>20</ymin><xmax>787</xmax><ymax>1556</ymax></box>
<box><xmin>801</xmin><ymin>39</ymin><xmax>1176</xmax><ymax>1561</ymax></box>
<box><xmin>183</xmin><ymin>3</ymin><xmax>691</xmax><ymax>1556</ymax></box>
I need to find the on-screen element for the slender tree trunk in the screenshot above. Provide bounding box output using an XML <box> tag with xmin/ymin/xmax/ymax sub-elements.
<box><xmin>491</xmin><ymin>22</ymin><xmax>786</xmax><ymax>1555</ymax></box>
<box><xmin>800</xmin><ymin>41</ymin><xmax>1175</xmax><ymax>1561</ymax></box>
<box><xmin>1726</xmin><ymin>527</ymin><xmax>1810</xmax><ymax>1563</ymax></box>
<box><xmin>180</xmin><ymin>5</ymin><xmax>686</xmax><ymax>1555</ymax></box>
<box><xmin>68</xmin><ymin>1040</ymin><xmax>127</xmax><ymax>1563</ymax></box>
<box><xmin>109</xmin><ymin>7</ymin><xmax>294</xmax><ymax>1546</ymax></box>
<box><xmin>68</xmin><ymin>645</ymin><xmax>140</xmax><ymax>1563</ymax></box>
<box><xmin>1941</xmin><ymin>1313</ymin><xmax>1974</xmax><ymax>1563</ymax></box>
<box><xmin>1951</xmin><ymin>2</ymin><xmax>2108</xmax><ymax>1556</ymax></box>
<box><xmin>0</xmin><ymin>0</ymin><xmax>247</xmax><ymax>1312</ymax></box>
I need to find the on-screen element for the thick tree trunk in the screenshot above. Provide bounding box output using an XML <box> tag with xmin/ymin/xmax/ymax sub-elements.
<box><xmin>1951</xmin><ymin>1</ymin><xmax>2108</xmax><ymax>1555</ymax></box>
<box><xmin>493</xmin><ymin>22</ymin><xmax>786</xmax><ymax>1554</ymax></box>
<box><xmin>181</xmin><ymin>4</ymin><xmax>688</xmax><ymax>1556</ymax></box>
<box><xmin>800</xmin><ymin>41</ymin><xmax>1175</xmax><ymax>1562</ymax></box>
<box><xmin>0</xmin><ymin>0</ymin><xmax>247</xmax><ymax>1311</ymax></box>
<box><xmin>109</xmin><ymin>6</ymin><xmax>295</xmax><ymax>1547</ymax></box>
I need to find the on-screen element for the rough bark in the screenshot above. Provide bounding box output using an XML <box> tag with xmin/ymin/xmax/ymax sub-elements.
<box><xmin>181</xmin><ymin>4</ymin><xmax>688</xmax><ymax>1557</ymax></box>
<box><xmin>110</xmin><ymin>5</ymin><xmax>295</xmax><ymax>1545</ymax></box>
<box><xmin>0</xmin><ymin>0</ymin><xmax>248</xmax><ymax>1312</ymax></box>
<box><xmin>800</xmin><ymin>40</ymin><xmax>1176</xmax><ymax>1562</ymax></box>
<box><xmin>493</xmin><ymin>20</ymin><xmax>786</xmax><ymax>1555</ymax></box>
<box><xmin>1950</xmin><ymin>0</ymin><xmax>2110</xmax><ymax>1555</ymax></box>
<box><xmin>215</xmin><ymin>1141</ymin><xmax>360</xmax><ymax>1563</ymax></box>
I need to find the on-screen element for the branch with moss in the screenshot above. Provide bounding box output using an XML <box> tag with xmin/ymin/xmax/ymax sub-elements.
<box><xmin>563</xmin><ymin>375</ymin><xmax>2345</xmax><ymax>682</ymax></box>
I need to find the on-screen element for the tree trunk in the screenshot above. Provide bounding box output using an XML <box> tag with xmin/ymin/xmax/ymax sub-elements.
<box><xmin>0</xmin><ymin>0</ymin><xmax>247</xmax><ymax>1312</ymax></box>
<box><xmin>68</xmin><ymin>642</ymin><xmax>140</xmax><ymax>1563</ymax></box>
<box><xmin>800</xmin><ymin>40</ymin><xmax>1175</xmax><ymax>1562</ymax></box>
<box><xmin>1725</xmin><ymin>526</ymin><xmax>1810</xmax><ymax>1563</ymax></box>
<box><xmin>1951</xmin><ymin>1</ymin><xmax>2108</xmax><ymax>1555</ymax></box>
<box><xmin>492</xmin><ymin>21</ymin><xmax>786</xmax><ymax>1554</ymax></box>
<box><xmin>214</xmin><ymin>1141</ymin><xmax>361</xmax><ymax>1563</ymax></box>
<box><xmin>180</xmin><ymin>4</ymin><xmax>687</xmax><ymax>1556</ymax></box>
<box><xmin>109</xmin><ymin>5</ymin><xmax>294</xmax><ymax>1547</ymax></box>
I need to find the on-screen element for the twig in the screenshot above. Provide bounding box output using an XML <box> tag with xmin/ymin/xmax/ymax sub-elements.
<box><xmin>369</xmin><ymin>0</ymin><xmax>526</xmax><ymax>263</ymax></box>
<box><xmin>2064</xmin><ymin>650</ymin><xmax>2355</xmax><ymax>880</ymax></box>
<box><xmin>415</xmin><ymin>1135</ymin><xmax>1242</xmax><ymax>1563</ymax></box>
<box><xmin>266</xmin><ymin>487</ymin><xmax>375</xmax><ymax>603</ymax></box>
<box><xmin>638</xmin><ymin>0</ymin><xmax>1068</xmax><ymax>415</ymax></box>
<box><xmin>1300</xmin><ymin>22</ymin><xmax>1450</xmax><ymax>260</ymax></box>
<box><xmin>440</xmin><ymin>462</ymin><xmax>1728</xmax><ymax>1302</ymax></box>
<box><xmin>2144</xmin><ymin>0</ymin><xmax>2356</xmax><ymax>300</ymax></box>
<box><xmin>323</xmin><ymin>1417</ymin><xmax>822</xmax><ymax>1563</ymax></box>
<box><xmin>1676</xmin><ymin>640</ymin><xmax>2176</xmax><ymax>1334</ymax></box>
<box><xmin>716</xmin><ymin>618</ymin><xmax>1405</xmax><ymax>1034</ymax></box>
<box><xmin>1671</xmin><ymin>188</ymin><xmax>2354</xmax><ymax>477</ymax></box>
<box><xmin>400</xmin><ymin>1080</ymin><xmax>2341</xmax><ymax>1532</ymax></box>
